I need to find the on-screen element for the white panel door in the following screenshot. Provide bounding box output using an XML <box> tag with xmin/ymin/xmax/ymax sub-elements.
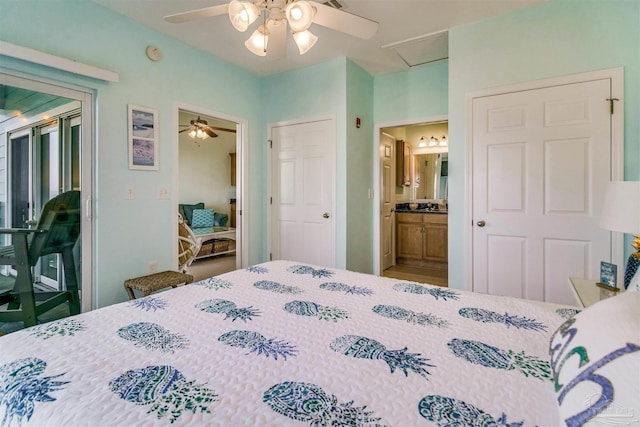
<box><xmin>271</xmin><ymin>119</ymin><xmax>335</xmax><ymax>267</ymax></box>
<box><xmin>380</xmin><ymin>132</ymin><xmax>395</xmax><ymax>271</ymax></box>
<box><xmin>472</xmin><ymin>79</ymin><xmax>612</xmax><ymax>304</ymax></box>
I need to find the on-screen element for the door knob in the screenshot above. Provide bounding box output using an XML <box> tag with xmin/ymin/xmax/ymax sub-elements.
<box><xmin>476</xmin><ymin>220</ymin><xmax>486</xmax><ymax>227</ymax></box>
<box><xmin>323</xmin><ymin>212</ymin><xmax>330</xmax><ymax>219</ymax></box>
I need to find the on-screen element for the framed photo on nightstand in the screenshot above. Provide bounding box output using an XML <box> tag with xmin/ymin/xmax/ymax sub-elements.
<box><xmin>597</xmin><ymin>262</ymin><xmax>621</xmax><ymax>299</ymax></box>
<box><xmin>598</xmin><ymin>261</ymin><xmax>618</xmax><ymax>288</ymax></box>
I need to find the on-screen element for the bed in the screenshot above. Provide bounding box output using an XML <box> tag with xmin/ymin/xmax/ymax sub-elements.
<box><xmin>1</xmin><ymin>260</ymin><xmax>638</xmax><ymax>426</ymax></box>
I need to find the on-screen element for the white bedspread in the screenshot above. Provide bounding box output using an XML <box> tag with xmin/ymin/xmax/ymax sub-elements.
<box><xmin>0</xmin><ymin>261</ymin><xmax>577</xmax><ymax>426</ymax></box>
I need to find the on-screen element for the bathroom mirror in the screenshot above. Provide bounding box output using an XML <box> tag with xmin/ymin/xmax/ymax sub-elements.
<box><xmin>413</xmin><ymin>152</ymin><xmax>448</xmax><ymax>201</ymax></box>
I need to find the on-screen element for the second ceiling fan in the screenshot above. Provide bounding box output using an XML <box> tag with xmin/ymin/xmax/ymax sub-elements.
<box><xmin>180</xmin><ymin>116</ymin><xmax>237</xmax><ymax>139</ymax></box>
<box><xmin>164</xmin><ymin>0</ymin><xmax>379</xmax><ymax>58</ymax></box>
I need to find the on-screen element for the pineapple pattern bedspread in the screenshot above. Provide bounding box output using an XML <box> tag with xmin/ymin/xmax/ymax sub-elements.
<box><xmin>0</xmin><ymin>261</ymin><xmax>577</xmax><ymax>426</ymax></box>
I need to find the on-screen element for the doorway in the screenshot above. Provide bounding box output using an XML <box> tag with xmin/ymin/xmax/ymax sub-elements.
<box><xmin>0</xmin><ymin>74</ymin><xmax>93</xmax><ymax>311</ymax></box>
<box><xmin>177</xmin><ymin>108</ymin><xmax>241</xmax><ymax>281</ymax></box>
<box><xmin>376</xmin><ymin>119</ymin><xmax>449</xmax><ymax>287</ymax></box>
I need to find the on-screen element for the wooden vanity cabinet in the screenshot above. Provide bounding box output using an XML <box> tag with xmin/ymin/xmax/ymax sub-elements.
<box><xmin>396</xmin><ymin>212</ymin><xmax>448</xmax><ymax>268</ymax></box>
<box><xmin>230</xmin><ymin>153</ymin><xmax>236</xmax><ymax>186</ymax></box>
<box><xmin>395</xmin><ymin>140</ymin><xmax>411</xmax><ymax>186</ymax></box>
<box><xmin>396</xmin><ymin>213</ymin><xmax>424</xmax><ymax>260</ymax></box>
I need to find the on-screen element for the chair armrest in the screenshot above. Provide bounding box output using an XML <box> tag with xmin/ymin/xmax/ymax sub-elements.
<box><xmin>0</xmin><ymin>228</ymin><xmax>46</xmax><ymax>235</ymax></box>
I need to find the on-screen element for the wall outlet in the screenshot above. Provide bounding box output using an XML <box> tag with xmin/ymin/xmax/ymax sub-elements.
<box><xmin>148</xmin><ymin>260</ymin><xmax>158</xmax><ymax>274</ymax></box>
<box><xmin>157</xmin><ymin>187</ymin><xmax>169</xmax><ymax>199</ymax></box>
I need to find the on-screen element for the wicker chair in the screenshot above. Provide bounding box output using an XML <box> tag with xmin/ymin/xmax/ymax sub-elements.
<box><xmin>0</xmin><ymin>190</ymin><xmax>81</xmax><ymax>328</ymax></box>
<box><xmin>178</xmin><ymin>213</ymin><xmax>201</xmax><ymax>273</ymax></box>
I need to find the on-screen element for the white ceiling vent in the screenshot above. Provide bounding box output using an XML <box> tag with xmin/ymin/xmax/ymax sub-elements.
<box><xmin>382</xmin><ymin>29</ymin><xmax>448</xmax><ymax>68</ymax></box>
<box><xmin>322</xmin><ymin>0</ymin><xmax>343</xmax><ymax>9</ymax></box>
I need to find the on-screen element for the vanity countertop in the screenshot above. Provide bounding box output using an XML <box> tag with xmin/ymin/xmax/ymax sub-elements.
<box><xmin>395</xmin><ymin>208</ymin><xmax>448</xmax><ymax>214</ymax></box>
<box><xmin>395</xmin><ymin>202</ymin><xmax>447</xmax><ymax>214</ymax></box>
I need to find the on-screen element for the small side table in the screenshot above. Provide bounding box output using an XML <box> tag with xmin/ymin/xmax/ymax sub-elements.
<box><xmin>124</xmin><ymin>270</ymin><xmax>194</xmax><ymax>300</ymax></box>
<box><xmin>569</xmin><ymin>277</ymin><xmax>619</xmax><ymax>308</ymax></box>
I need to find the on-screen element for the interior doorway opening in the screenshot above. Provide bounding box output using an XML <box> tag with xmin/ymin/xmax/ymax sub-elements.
<box><xmin>378</xmin><ymin>119</ymin><xmax>449</xmax><ymax>287</ymax></box>
<box><xmin>177</xmin><ymin>108</ymin><xmax>240</xmax><ymax>281</ymax></box>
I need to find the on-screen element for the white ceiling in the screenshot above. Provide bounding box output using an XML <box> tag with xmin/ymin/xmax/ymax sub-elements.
<box><xmin>94</xmin><ymin>0</ymin><xmax>547</xmax><ymax>76</ymax></box>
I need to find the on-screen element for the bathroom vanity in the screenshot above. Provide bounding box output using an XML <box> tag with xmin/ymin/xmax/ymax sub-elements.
<box><xmin>395</xmin><ymin>208</ymin><xmax>448</xmax><ymax>269</ymax></box>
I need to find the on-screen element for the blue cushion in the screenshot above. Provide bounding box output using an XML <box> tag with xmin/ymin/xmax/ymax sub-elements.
<box><xmin>191</xmin><ymin>208</ymin><xmax>214</xmax><ymax>228</ymax></box>
<box><xmin>179</xmin><ymin>202</ymin><xmax>204</xmax><ymax>225</ymax></box>
<box><xmin>214</xmin><ymin>212</ymin><xmax>229</xmax><ymax>227</ymax></box>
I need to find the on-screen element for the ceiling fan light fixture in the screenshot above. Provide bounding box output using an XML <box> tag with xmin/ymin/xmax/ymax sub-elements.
<box><xmin>285</xmin><ymin>1</ymin><xmax>314</xmax><ymax>32</ymax></box>
<box><xmin>245</xmin><ymin>24</ymin><xmax>269</xmax><ymax>56</ymax></box>
<box><xmin>292</xmin><ymin>29</ymin><xmax>318</xmax><ymax>54</ymax></box>
<box><xmin>188</xmin><ymin>129</ymin><xmax>197</xmax><ymax>138</ymax></box>
<box><xmin>229</xmin><ymin>0</ymin><xmax>260</xmax><ymax>32</ymax></box>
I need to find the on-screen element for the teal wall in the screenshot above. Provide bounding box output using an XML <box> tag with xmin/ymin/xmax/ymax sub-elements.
<box><xmin>448</xmin><ymin>0</ymin><xmax>640</xmax><ymax>289</ymax></box>
<box><xmin>374</xmin><ymin>61</ymin><xmax>449</xmax><ymax>124</ymax></box>
<box><xmin>0</xmin><ymin>0</ymin><xmax>263</xmax><ymax>307</ymax></box>
<box><xmin>346</xmin><ymin>60</ymin><xmax>374</xmax><ymax>272</ymax></box>
<box><xmin>1</xmin><ymin>0</ymin><xmax>637</xmax><ymax>305</ymax></box>
<box><xmin>262</xmin><ymin>58</ymin><xmax>348</xmax><ymax>267</ymax></box>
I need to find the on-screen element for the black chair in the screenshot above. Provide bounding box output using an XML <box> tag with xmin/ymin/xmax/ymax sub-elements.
<box><xmin>0</xmin><ymin>190</ymin><xmax>81</xmax><ymax>328</ymax></box>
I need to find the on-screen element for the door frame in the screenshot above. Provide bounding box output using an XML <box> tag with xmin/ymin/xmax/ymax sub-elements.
<box><xmin>173</xmin><ymin>102</ymin><xmax>248</xmax><ymax>270</ymax></box>
<box><xmin>373</xmin><ymin>115</ymin><xmax>448</xmax><ymax>276</ymax></box>
<box><xmin>267</xmin><ymin>114</ymin><xmax>337</xmax><ymax>265</ymax></box>
<box><xmin>0</xmin><ymin>71</ymin><xmax>94</xmax><ymax>311</ymax></box>
<box><xmin>465</xmin><ymin>67</ymin><xmax>625</xmax><ymax>290</ymax></box>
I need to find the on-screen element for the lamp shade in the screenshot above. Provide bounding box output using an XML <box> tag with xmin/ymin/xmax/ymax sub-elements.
<box><xmin>285</xmin><ymin>1</ymin><xmax>314</xmax><ymax>32</ymax></box>
<box><xmin>245</xmin><ymin>25</ymin><xmax>269</xmax><ymax>56</ymax></box>
<box><xmin>292</xmin><ymin>30</ymin><xmax>318</xmax><ymax>55</ymax></box>
<box><xmin>229</xmin><ymin>0</ymin><xmax>260</xmax><ymax>32</ymax></box>
<box><xmin>600</xmin><ymin>181</ymin><xmax>640</xmax><ymax>234</ymax></box>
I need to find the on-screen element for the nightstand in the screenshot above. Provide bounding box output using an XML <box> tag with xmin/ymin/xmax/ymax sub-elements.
<box><xmin>569</xmin><ymin>277</ymin><xmax>619</xmax><ymax>308</ymax></box>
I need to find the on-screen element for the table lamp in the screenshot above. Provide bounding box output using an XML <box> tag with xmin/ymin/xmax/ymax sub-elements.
<box><xmin>600</xmin><ymin>181</ymin><xmax>640</xmax><ymax>290</ymax></box>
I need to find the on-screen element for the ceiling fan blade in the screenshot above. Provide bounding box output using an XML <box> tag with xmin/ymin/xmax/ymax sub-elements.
<box><xmin>203</xmin><ymin>128</ymin><xmax>218</xmax><ymax>138</ymax></box>
<box><xmin>178</xmin><ymin>128</ymin><xmax>191</xmax><ymax>133</ymax></box>
<box><xmin>308</xmin><ymin>1</ymin><xmax>378</xmax><ymax>39</ymax></box>
<box><xmin>208</xmin><ymin>126</ymin><xmax>237</xmax><ymax>133</ymax></box>
<box><xmin>266</xmin><ymin>19</ymin><xmax>287</xmax><ymax>60</ymax></box>
<box><xmin>164</xmin><ymin>4</ymin><xmax>229</xmax><ymax>24</ymax></box>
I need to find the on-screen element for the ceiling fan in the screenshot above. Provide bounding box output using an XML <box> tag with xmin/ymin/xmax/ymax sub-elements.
<box><xmin>164</xmin><ymin>0</ymin><xmax>379</xmax><ymax>58</ymax></box>
<box><xmin>179</xmin><ymin>116</ymin><xmax>237</xmax><ymax>139</ymax></box>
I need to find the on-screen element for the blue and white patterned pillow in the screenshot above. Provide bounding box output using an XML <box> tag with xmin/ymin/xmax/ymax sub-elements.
<box><xmin>191</xmin><ymin>208</ymin><xmax>214</xmax><ymax>228</ymax></box>
<box><xmin>549</xmin><ymin>291</ymin><xmax>640</xmax><ymax>426</ymax></box>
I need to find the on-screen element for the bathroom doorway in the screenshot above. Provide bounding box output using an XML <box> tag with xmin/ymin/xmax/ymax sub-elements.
<box><xmin>376</xmin><ymin>119</ymin><xmax>449</xmax><ymax>287</ymax></box>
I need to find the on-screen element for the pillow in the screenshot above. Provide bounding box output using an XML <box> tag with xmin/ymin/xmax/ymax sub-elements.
<box><xmin>191</xmin><ymin>208</ymin><xmax>214</xmax><ymax>228</ymax></box>
<box><xmin>214</xmin><ymin>212</ymin><xmax>229</xmax><ymax>227</ymax></box>
<box><xmin>549</xmin><ymin>291</ymin><xmax>640</xmax><ymax>426</ymax></box>
<box><xmin>179</xmin><ymin>202</ymin><xmax>204</xmax><ymax>225</ymax></box>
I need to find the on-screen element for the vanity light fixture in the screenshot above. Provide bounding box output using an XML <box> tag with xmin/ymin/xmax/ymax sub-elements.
<box><xmin>418</xmin><ymin>136</ymin><xmax>427</xmax><ymax>148</ymax></box>
<box><xmin>428</xmin><ymin>136</ymin><xmax>438</xmax><ymax>147</ymax></box>
<box><xmin>439</xmin><ymin>135</ymin><xmax>448</xmax><ymax>146</ymax></box>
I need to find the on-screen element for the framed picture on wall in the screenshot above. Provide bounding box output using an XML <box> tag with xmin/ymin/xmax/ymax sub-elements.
<box><xmin>128</xmin><ymin>104</ymin><xmax>158</xmax><ymax>170</ymax></box>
